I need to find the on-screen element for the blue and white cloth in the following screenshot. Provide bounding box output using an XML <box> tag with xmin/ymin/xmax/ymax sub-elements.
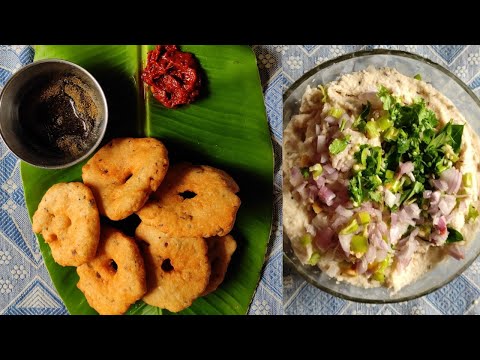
<box><xmin>0</xmin><ymin>45</ymin><xmax>283</xmax><ymax>315</ymax></box>
<box><xmin>281</xmin><ymin>45</ymin><xmax>480</xmax><ymax>315</ymax></box>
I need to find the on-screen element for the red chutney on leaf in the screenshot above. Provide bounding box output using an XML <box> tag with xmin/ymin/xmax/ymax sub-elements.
<box><xmin>141</xmin><ymin>45</ymin><xmax>202</xmax><ymax>108</ymax></box>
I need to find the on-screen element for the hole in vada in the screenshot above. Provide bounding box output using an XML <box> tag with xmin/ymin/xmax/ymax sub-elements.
<box><xmin>179</xmin><ymin>191</ymin><xmax>197</xmax><ymax>199</ymax></box>
<box><xmin>110</xmin><ymin>260</ymin><xmax>118</xmax><ymax>271</ymax></box>
<box><xmin>124</xmin><ymin>173</ymin><xmax>133</xmax><ymax>183</ymax></box>
<box><xmin>161</xmin><ymin>259</ymin><xmax>174</xmax><ymax>272</ymax></box>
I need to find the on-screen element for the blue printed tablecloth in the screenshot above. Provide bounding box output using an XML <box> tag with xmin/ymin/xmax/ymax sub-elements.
<box><xmin>282</xmin><ymin>45</ymin><xmax>480</xmax><ymax>315</ymax></box>
<box><xmin>0</xmin><ymin>45</ymin><xmax>283</xmax><ymax>315</ymax></box>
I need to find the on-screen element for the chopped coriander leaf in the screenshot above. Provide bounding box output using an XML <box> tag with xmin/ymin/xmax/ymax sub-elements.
<box><xmin>426</xmin><ymin>121</ymin><xmax>452</xmax><ymax>151</ymax></box>
<box><xmin>378</xmin><ymin>86</ymin><xmax>397</xmax><ymax>112</ymax></box>
<box><xmin>446</xmin><ymin>228</ymin><xmax>464</xmax><ymax>243</ymax></box>
<box><xmin>353</xmin><ymin>102</ymin><xmax>371</xmax><ymax>132</ymax></box>
<box><xmin>300</xmin><ymin>167</ymin><xmax>310</xmax><ymax>179</ymax></box>
<box><xmin>347</xmin><ymin>87</ymin><xmax>464</xmax><ymax>207</ymax></box>
<box><xmin>414</xmin><ymin>74</ymin><xmax>422</xmax><ymax>80</ymax></box>
<box><xmin>348</xmin><ymin>173</ymin><xmax>363</xmax><ymax>206</ymax></box>
<box><xmin>399</xmin><ymin>181</ymin><xmax>424</xmax><ymax>205</ymax></box>
<box><xmin>348</xmin><ymin>145</ymin><xmax>385</xmax><ymax>205</ymax></box>
<box><xmin>329</xmin><ymin>136</ymin><xmax>350</xmax><ymax>155</ymax></box>
<box><xmin>369</xmin><ymin>191</ymin><xmax>383</xmax><ymax>202</ymax></box>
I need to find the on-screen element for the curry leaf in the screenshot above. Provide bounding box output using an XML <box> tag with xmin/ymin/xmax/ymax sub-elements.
<box><xmin>451</xmin><ymin>124</ymin><xmax>464</xmax><ymax>153</ymax></box>
<box><xmin>446</xmin><ymin>228</ymin><xmax>464</xmax><ymax>243</ymax></box>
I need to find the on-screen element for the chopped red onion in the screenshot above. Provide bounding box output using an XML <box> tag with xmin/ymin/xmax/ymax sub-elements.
<box><xmin>338</xmin><ymin>233</ymin><xmax>353</xmax><ymax>254</ymax></box>
<box><xmin>307</xmin><ymin>184</ymin><xmax>319</xmax><ymax>201</ymax></box>
<box><xmin>311</xmin><ymin>214</ymin><xmax>324</xmax><ymax>229</ymax></box>
<box><xmin>318</xmin><ymin>185</ymin><xmax>336</xmax><ymax>206</ymax></box>
<box><xmin>377</xmin><ymin>221</ymin><xmax>388</xmax><ymax>236</ymax></box>
<box><xmin>290</xmin><ymin>167</ymin><xmax>304</xmax><ymax>187</ymax></box>
<box><xmin>440</xmin><ymin>167</ymin><xmax>462</xmax><ymax>194</ymax></box>
<box><xmin>397</xmin><ymin>161</ymin><xmax>414</xmax><ymax>179</ymax></box>
<box><xmin>403</xmin><ymin>203</ymin><xmax>421</xmax><ymax>219</ymax></box>
<box><xmin>358</xmin><ymin>92</ymin><xmax>383</xmax><ymax>108</ymax></box>
<box><xmin>365</xmin><ymin>244</ymin><xmax>377</xmax><ymax>264</ymax></box>
<box><xmin>391</xmin><ymin>212</ymin><xmax>398</xmax><ymax>226</ymax></box>
<box><xmin>331</xmin><ymin>216</ymin><xmax>349</xmax><ymax>231</ymax></box>
<box><xmin>396</xmin><ymin>228</ymin><xmax>419</xmax><ymax>270</ymax></box>
<box><xmin>356</xmin><ymin>257</ymin><xmax>368</xmax><ymax>274</ymax></box>
<box><xmin>390</xmin><ymin>222</ymin><xmax>409</xmax><ymax>245</ymax></box>
<box><xmin>438</xmin><ymin>195</ymin><xmax>456</xmax><ymax>216</ymax></box>
<box><xmin>431</xmin><ymin>179</ymin><xmax>448</xmax><ymax>192</ymax></box>
<box><xmin>423</xmin><ymin>190</ymin><xmax>432</xmax><ymax>199</ymax></box>
<box><xmin>431</xmin><ymin>229</ymin><xmax>448</xmax><ymax>245</ymax></box>
<box><xmin>323</xmin><ymin>164</ymin><xmax>335</xmax><ymax>175</ymax></box>
<box><xmin>430</xmin><ymin>191</ymin><xmax>441</xmax><ymax>206</ymax></box>
<box><xmin>314</xmin><ymin>227</ymin><xmax>335</xmax><ymax>250</ymax></box>
<box><xmin>434</xmin><ymin>215</ymin><xmax>447</xmax><ymax>235</ymax></box>
<box><xmin>320</xmin><ymin>152</ymin><xmax>329</xmax><ymax>164</ymax></box>
<box><xmin>324</xmin><ymin>115</ymin><xmax>337</xmax><ymax>124</ymax></box>
<box><xmin>447</xmin><ymin>244</ymin><xmax>465</xmax><ymax>260</ymax></box>
<box><xmin>294</xmin><ymin>182</ymin><xmax>308</xmax><ymax>200</ymax></box>
<box><xmin>324</xmin><ymin>171</ymin><xmax>339</xmax><ymax>183</ymax></box>
<box><xmin>315</xmin><ymin>176</ymin><xmax>326</xmax><ymax>189</ymax></box>
<box><xmin>317</xmin><ymin>135</ymin><xmax>326</xmax><ymax>152</ymax></box>
<box><xmin>335</xmin><ymin>205</ymin><xmax>354</xmax><ymax>218</ymax></box>
<box><xmin>375</xmin><ymin>249</ymin><xmax>388</xmax><ymax>262</ymax></box>
<box><xmin>305</xmin><ymin>223</ymin><xmax>316</xmax><ymax>236</ymax></box>
<box><xmin>384</xmin><ymin>189</ymin><xmax>397</xmax><ymax>208</ymax></box>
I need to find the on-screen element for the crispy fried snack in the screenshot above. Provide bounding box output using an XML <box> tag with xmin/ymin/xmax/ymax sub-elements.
<box><xmin>135</xmin><ymin>223</ymin><xmax>210</xmax><ymax>312</ymax></box>
<box><xmin>82</xmin><ymin>137</ymin><xmax>169</xmax><ymax>221</ymax></box>
<box><xmin>136</xmin><ymin>163</ymin><xmax>241</xmax><ymax>237</ymax></box>
<box><xmin>77</xmin><ymin>226</ymin><xmax>146</xmax><ymax>315</ymax></box>
<box><xmin>32</xmin><ymin>182</ymin><xmax>100</xmax><ymax>267</ymax></box>
<box><xmin>203</xmin><ymin>234</ymin><xmax>237</xmax><ymax>296</ymax></box>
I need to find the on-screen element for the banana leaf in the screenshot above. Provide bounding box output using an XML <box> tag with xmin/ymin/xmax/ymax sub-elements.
<box><xmin>21</xmin><ymin>45</ymin><xmax>273</xmax><ymax>315</ymax></box>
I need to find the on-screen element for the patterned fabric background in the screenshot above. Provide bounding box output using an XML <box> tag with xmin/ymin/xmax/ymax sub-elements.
<box><xmin>282</xmin><ymin>45</ymin><xmax>480</xmax><ymax>315</ymax></box>
<box><xmin>0</xmin><ymin>45</ymin><xmax>282</xmax><ymax>315</ymax></box>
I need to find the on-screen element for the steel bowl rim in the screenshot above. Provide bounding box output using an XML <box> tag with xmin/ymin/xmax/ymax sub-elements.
<box><xmin>0</xmin><ymin>58</ymin><xmax>108</xmax><ymax>169</ymax></box>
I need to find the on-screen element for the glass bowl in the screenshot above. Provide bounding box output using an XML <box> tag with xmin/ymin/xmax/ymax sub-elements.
<box><xmin>283</xmin><ymin>49</ymin><xmax>480</xmax><ymax>303</ymax></box>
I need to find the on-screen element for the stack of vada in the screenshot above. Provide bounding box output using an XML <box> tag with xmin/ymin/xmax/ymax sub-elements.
<box><xmin>32</xmin><ymin>137</ymin><xmax>241</xmax><ymax>315</ymax></box>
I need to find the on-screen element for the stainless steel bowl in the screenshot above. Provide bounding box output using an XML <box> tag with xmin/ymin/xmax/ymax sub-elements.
<box><xmin>0</xmin><ymin>59</ymin><xmax>108</xmax><ymax>169</ymax></box>
<box><xmin>283</xmin><ymin>49</ymin><xmax>480</xmax><ymax>303</ymax></box>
